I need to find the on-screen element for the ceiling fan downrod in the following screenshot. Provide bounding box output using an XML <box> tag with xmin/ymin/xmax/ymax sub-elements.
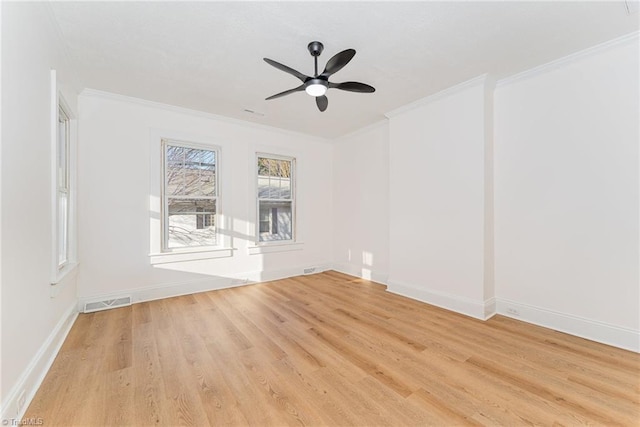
<box><xmin>308</xmin><ymin>41</ymin><xmax>324</xmax><ymax>77</ymax></box>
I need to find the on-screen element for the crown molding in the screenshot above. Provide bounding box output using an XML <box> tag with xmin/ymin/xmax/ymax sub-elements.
<box><xmin>79</xmin><ymin>88</ymin><xmax>332</xmax><ymax>144</ymax></box>
<box><xmin>385</xmin><ymin>74</ymin><xmax>489</xmax><ymax>119</ymax></box>
<box><xmin>497</xmin><ymin>31</ymin><xmax>640</xmax><ymax>88</ymax></box>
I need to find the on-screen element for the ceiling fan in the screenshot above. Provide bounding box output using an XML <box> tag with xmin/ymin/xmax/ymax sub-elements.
<box><xmin>263</xmin><ymin>41</ymin><xmax>375</xmax><ymax>112</ymax></box>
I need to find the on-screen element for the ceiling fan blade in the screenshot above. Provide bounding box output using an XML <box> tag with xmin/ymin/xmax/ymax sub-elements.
<box><xmin>263</xmin><ymin>58</ymin><xmax>309</xmax><ymax>83</ymax></box>
<box><xmin>316</xmin><ymin>95</ymin><xmax>328</xmax><ymax>112</ymax></box>
<box><xmin>321</xmin><ymin>49</ymin><xmax>356</xmax><ymax>77</ymax></box>
<box><xmin>329</xmin><ymin>81</ymin><xmax>376</xmax><ymax>93</ymax></box>
<box><xmin>265</xmin><ymin>84</ymin><xmax>305</xmax><ymax>100</ymax></box>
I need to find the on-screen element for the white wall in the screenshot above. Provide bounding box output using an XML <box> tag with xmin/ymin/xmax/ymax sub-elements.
<box><xmin>332</xmin><ymin>122</ymin><xmax>390</xmax><ymax>284</ymax></box>
<box><xmin>494</xmin><ymin>36</ymin><xmax>639</xmax><ymax>350</ymax></box>
<box><xmin>385</xmin><ymin>78</ymin><xmax>495</xmax><ymax>319</ymax></box>
<box><xmin>77</xmin><ymin>92</ymin><xmax>333</xmax><ymax>303</ymax></box>
<box><xmin>1</xmin><ymin>2</ymin><xmax>80</xmax><ymax>419</ymax></box>
<box><xmin>341</xmin><ymin>34</ymin><xmax>639</xmax><ymax>351</ymax></box>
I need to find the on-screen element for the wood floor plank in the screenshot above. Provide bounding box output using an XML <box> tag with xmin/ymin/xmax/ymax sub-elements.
<box><xmin>153</xmin><ymin>328</ymin><xmax>209</xmax><ymax>423</ymax></box>
<box><xmin>25</xmin><ymin>271</ymin><xmax>640</xmax><ymax>426</ymax></box>
<box><xmin>103</xmin><ymin>367</ymin><xmax>134</xmax><ymax>426</ymax></box>
<box><xmin>132</xmin><ymin>322</ymin><xmax>170</xmax><ymax>426</ymax></box>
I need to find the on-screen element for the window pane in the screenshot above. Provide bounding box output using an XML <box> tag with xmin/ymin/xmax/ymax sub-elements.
<box><xmin>273</xmin><ymin>159</ymin><xmax>290</xmax><ymax>178</ymax></box>
<box><xmin>165</xmin><ymin>144</ymin><xmax>216</xmax><ymax>197</ymax></box>
<box><xmin>258</xmin><ymin>177</ymin><xmax>290</xmax><ymax>200</ymax></box>
<box><xmin>57</xmin><ymin>104</ymin><xmax>70</xmax><ymax>268</ymax></box>
<box><xmin>167</xmin><ymin>198</ymin><xmax>216</xmax><ymax>248</ymax></box>
<box><xmin>166</xmin><ymin>145</ymin><xmax>184</xmax><ymax>164</ymax></box>
<box><xmin>57</xmin><ymin>192</ymin><xmax>68</xmax><ymax>266</ymax></box>
<box><xmin>269</xmin><ymin>177</ymin><xmax>279</xmax><ymax>199</ymax></box>
<box><xmin>258</xmin><ymin>200</ymin><xmax>292</xmax><ymax>242</ymax></box>
<box><xmin>57</xmin><ymin>112</ymin><xmax>68</xmax><ymax>189</ymax></box>
<box><xmin>184</xmin><ymin>148</ymin><xmax>202</xmax><ymax>166</ymax></box>
<box><xmin>258</xmin><ymin>176</ymin><xmax>270</xmax><ymax>198</ymax></box>
<box><xmin>256</xmin><ymin>155</ymin><xmax>294</xmax><ymax>243</ymax></box>
<box><xmin>166</xmin><ymin>163</ymin><xmax>184</xmax><ymax>195</ymax></box>
<box><xmin>200</xmin><ymin>150</ymin><xmax>215</xmax><ymax>170</ymax></box>
<box><xmin>200</xmin><ymin>169</ymin><xmax>216</xmax><ymax>196</ymax></box>
<box><xmin>182</xmin><ymin>168</ymin><xmax>201</xmax><ymax>196</ymax></box>
<box><xmin>280</xmin><ymin>178</ymin><xmax>291</xmax><ymax>199</ymax></box>
<box><xmin>259</xmin><ymin>209</ymin><xmax>270</xmax><ymax>233</ymax></box>
<box><xmin>262</xmin><ymin>177</ymin><xmax>291</xmax><ymax>200</ymax></box>
<box><xmin>163</xmin><ymin>142</ymin><xmax>220</xmax><ymax>251</ymax></box>
<box><xmin>257</xmin><ymin>156</ymin><xmax>292</xmax><ymax>200</ymax></box>
<box><xmin>257</xmin><ymin>157</ymin><xmax>291</xmax><ymax>179</ymax></box>
<box><xmin>258</xmin><ymin>157</ymin><xmax>269</xmax><ymax>176</ymax></box>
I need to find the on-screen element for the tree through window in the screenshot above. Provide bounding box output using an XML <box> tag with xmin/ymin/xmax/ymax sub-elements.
<box><xmin>163</xmin><ymin>140</ymin><xmax>219</xmax><ymax>250</ymax></box>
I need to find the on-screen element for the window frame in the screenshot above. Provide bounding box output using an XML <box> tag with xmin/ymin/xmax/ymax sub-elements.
<box><xmin>160</xmin><ymin>138</ymin><xmax>221</xmax><ymax>253</ymax></box>
<box><xmin>56</xmin><ymin>104</ymin><xmax>71</xmax><ymax>269</ymax></box>
<box><xmin>255</xmin><ymin>152</ymin><xmax>296</xmax><ymax>245</ymax></box>
<box><xmin>50</xmin><ymin>69</ymin><xmax>78</xmax><ymax>287</ymax></box>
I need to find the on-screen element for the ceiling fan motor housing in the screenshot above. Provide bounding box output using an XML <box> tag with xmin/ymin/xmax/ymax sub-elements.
<box><xmin>307</xmin><ymin>41</ymin><xmax>324</xmax><ymax>57</ymax></box>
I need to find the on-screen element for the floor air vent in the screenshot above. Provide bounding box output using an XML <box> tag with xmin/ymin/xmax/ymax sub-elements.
<box><xmin>83</xmin><ymin>296</ymin><xmax>132</xmax><ymax>313</ymax></box>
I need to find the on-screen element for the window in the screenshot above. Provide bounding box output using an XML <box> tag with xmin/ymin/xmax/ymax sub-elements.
<box><xmin>257</xmin><ymin>154</ymin><xmax>295</xmax><ymax>243</ymax></box>
<box><xmin>50</xmin><ymin>70</ymin><xmax>78</xmax><ymax>284</ymax></box>
<box><xmin>56</xmin><ymin>105</ymin><xmax>71</xmax><ymax>268</ymax></box>
<box><xmin>162</xmin><ymin>140</ymin><xmax>219</xmax><ymax>250</ymax></box>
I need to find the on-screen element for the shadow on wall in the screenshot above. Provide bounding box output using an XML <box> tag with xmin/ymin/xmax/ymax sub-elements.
<box><xmin>139</xmin><ymin>220</ymin><xmax>303</xmax><ymax>306</ymax></box>
<box><xmin>151</xmin><ymin>225</ymin><xmax>266</xmax><ymax>278</ymax></box>
<box><xmin>340</xmin><ymin>248</ymin><xmax>383</xmax><ymax>284</ymax></box>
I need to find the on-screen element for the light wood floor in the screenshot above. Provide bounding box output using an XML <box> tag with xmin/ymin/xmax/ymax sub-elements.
<box><xmin>27</xmin><ymin>271</ymin><xmax>639</xmax><ymax>426</ymax></box>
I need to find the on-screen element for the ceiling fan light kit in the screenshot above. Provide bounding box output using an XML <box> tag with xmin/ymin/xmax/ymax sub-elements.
<box><xmin>264</xmin><ymin>41</ymin><xmax>375</xmax><ymax>112</ymax></box>
<box><xmin>305</xmin><ymin>80</ymin><xmax>327</xmax><ymax>97</ymax></box>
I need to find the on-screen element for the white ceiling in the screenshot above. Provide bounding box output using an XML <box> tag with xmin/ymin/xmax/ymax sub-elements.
<box><xmin>50</xmin><ymin>1</ymin><xmax>639</xmax><ymax>139</ymax></box>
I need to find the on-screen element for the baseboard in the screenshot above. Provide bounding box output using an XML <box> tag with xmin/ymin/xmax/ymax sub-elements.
<box><xmin>496</xmin><ymin>298</ymin><xmax>640</xmax><ymax>353</ymax></box>
<box><xmin>78</xmin><ymin>262</ymin><xmax>332</xmax><ymax>311</ymax></box>
<box><xmin>0</xmin><ymin>303</ymin><xmax>78</xmax><ymax>422</ymax></box>
<box><xmin>386</xmin><ymin>279</ymin><xmax>494</xmax><ymax>320</ymax></box>
<box><xmin>331</xmin><ymin>262</ymin><xmax>389</xmax><ymax>285</ymax></box>
<box><xmin>484</xmin><ymin>297</ymin><xmax>497</xmax><ymax>319</ymax></box>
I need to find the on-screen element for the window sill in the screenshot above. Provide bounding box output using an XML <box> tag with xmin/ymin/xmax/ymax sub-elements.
<box><xmin>51</xmin><ymin>261</ymin><xmax>79</xmax><ymax>286</ymax></box>
<box><xmin>149</xmin><ymin>247</ymin><xmax>234</xmax><ymax>264</ymax></box>
<box><xmin>248</xmin><ymin>242</ymin><xmax>304</xmax><ymax>255</ymax></box>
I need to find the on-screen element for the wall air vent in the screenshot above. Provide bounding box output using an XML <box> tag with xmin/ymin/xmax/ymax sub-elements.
<box><xmin>243</xmin><ymin>108</ymin><xmax>265</xmax><ymax>116</ymax></box>
<box><xmin>83</xmin><ymin>296</ymin><xmax>132</xmax><ymax>313</ymax></box>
